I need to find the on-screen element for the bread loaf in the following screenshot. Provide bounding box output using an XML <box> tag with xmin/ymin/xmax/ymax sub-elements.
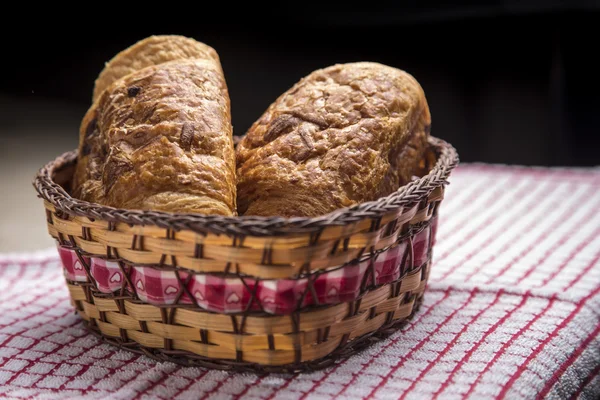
<box><xmin>236</xmin><ymin>62</ymin><xmax>430</xmax><ymax>217</ymax></box>
<box><xmin>73</xmin><ymin>36</ymin><xmax>236</xmax><ymax>215</ymax></box>
<box><xmin>93</xmin><ymin>35</ymin><xmax>220</xmax><ymax>102</ymax></box>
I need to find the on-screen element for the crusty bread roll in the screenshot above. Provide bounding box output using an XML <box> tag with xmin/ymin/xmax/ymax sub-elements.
<box><xmin>236</xmin><ymin>62</ymin><xmax>430</xmax><ymax>217</ymax></box>
<box><xmin>73</xmin><ymin>36</ymin><xmax>236</xmax><ymax>215</ymax></box>
<box><xmin>93</xmin><ymin>35</ymin><xmax>220</xmax><ymax>102</ymax></box>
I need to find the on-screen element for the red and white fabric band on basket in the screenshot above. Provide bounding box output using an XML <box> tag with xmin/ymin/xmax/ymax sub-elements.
<box><xmin>58</xmin><ymin>218</ymin><xmax>436</xmax><ymax>314</ymax></box>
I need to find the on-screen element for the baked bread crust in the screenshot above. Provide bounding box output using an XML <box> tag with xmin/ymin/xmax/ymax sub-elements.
<box><xmin>236</xmin><ymin>62</ymin><xmax>430</xmax><ymax>217</ymax></box>
<box><xmin>93</xmin><ymin>35</ymin><xmax>220</xmax><ymax>102</ymax></box>
<box><xmin>73</xmin><ymin>37</ymin><xmax>235</xmax><ymax>215</ymax></box>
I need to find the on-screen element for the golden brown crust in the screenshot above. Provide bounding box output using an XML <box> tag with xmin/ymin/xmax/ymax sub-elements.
<box><xmin>236</xmin><ymin>62</ymin><xmax>430</xmax><ymax>217</ymax></box>
<box><xmin>74</xmin><ymin>38</ymin><xmax>235</xmax><ymax>216</ymax></box>
<box><xmin>93</xmin><ymin>35</ymin><xmax>220</xmax><ymax>102</ymax></box>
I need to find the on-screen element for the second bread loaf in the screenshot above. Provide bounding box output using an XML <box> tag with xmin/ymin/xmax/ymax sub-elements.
<box><xmin>236</xmin><ymin>62</ymin><xmax>430</xmax><ymax>217</ymax></box>
<box><xmin>73</xmin><ymin>36</ymin><xmax>236</xmax><ymax>215</ymax></box>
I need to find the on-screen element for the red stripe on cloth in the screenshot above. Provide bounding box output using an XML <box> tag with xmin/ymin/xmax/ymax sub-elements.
<box><xmin>572</xmin><ymin>364</ymin><xmax>600</xmax><ymax>400</ymax></box>
<box><xmin>436</xmin><ymin>175</ymin><xmax>520</xmax><ymax>243</ymax></box>
<box><xmin>0</xmin><ymin>258</ymin><xmax>56</xmax><ymax>302</ymax></box>
<box><xmin>484</xmin><ymin>189</ymin><xmax>600</xmax><ymax>285</ymax></box>
<box><xmin>171</xmin><ymin>369</ymin><xmax>211</xmax><ymax>399</ymax></box>
<box><xmin>427</xmin><ymin>285</ymin><xmax>579</xmax><ymax>304</ymax></box>
<box><xmin>0</xmin><ymin>286</ymin><xmax>66</xmax><ymax>348</ymax></box>
<box><xmin>0</xmin><ymin>266</ymin><xmax>26</xmax><ymax>307</ymax></box>
<box><xmin>0</xmin><ymin>254</ymin><xmax>58</xmax><ymax>267</ymax></box>
<box><xmin>2</xmin><ymin>309</ymin><xmax>79</xmax><ymax>387</ymax></box>
<box><xmin>299</xmin><ymin>379</ymin><xmax>321</xmax><ymax>400</ymax></box>
<box><xmin>137</xmin><ymin>365</ymin><xmax>178</xmax><ymax>399</ymax></box>
<box><xmin>435</xmin><ymin>180</ymin><xmax>569</xmax><ymax>283</ymax></box>
<box><xmin>99</xmin><ymin>348</ymin><xmax>146</xmax><ymax>395</ymax></box>
<box><xmin>558</xmin><ymin>246</ymin><xmax>600</xmax><ymax>292</ymax></box>
<box><xmin>233</xmin><ymin>374</ymin><xmax>265</xmax><ymax>400</ymax></box>
<box><xmin>497</xmin><ymin>286</ymin><xmax>600</xmax><ymax>399</ymax></box>
<box><xmin>458</xmin><ymin>196</ymin><xmax>562</xmax><ymax>284</ymax></box>
<box><xmin>57</xmin><ymin>337</ymin><xmax>146</xmax><ymax>394</ymax></box>
<box><xmin>459</xmin><ymin>183</ymin><xmax>591</xmax><ymax>283</ymax></box>
<box><xmin>364</xmin><ymin>289</ymin><xmax>479</xmax><ymax>399</ymax></box>
<box><xmin>519</xmin><ymin>215</ymin><xmax>600</xmax><ymax>287</ymax></box>
<box><xmin>438</xmin><ymin>171</ymin><xmax>490</xmax><ymax>209</ymax></box>
<box><xmin>435</xmin><ymin>178</ymin><xmax>535</xmax><ymax>262</ymax></box>
<box><xmin>327</xmin><ymin>289</ymin><xmax>454</xmax><ymax>399</ymax></box>
<box><xmin>265</xmin><ymin>374</ymin><xmax>294</xmax><ymax>400</ymax></box>
<box><xmin>452</xmin><ymin>165</ymin><xmax>599</xmax><ymax>179</ymax></box>
<box><xmin>434</xmin><ymin>293</ymin><xmax>531</xmax><ymax>400</ymax></box>
<box><xmin>439</xmin><ymin>174</ymin><xmax>486</xmax><ymax>203</ymax></box>
<box><xmin>200</xmin><ymin>373</ymin><xmax>232</xmax><ymax>400</ymax></box>
<box><xmin>0</xmin><ymin>262</ymin><xmax>24</xmax><ymax>282</ymax></box>
<box><xmin>537</xmin><ymin>323</ymin><xmax>600</xmax><ymax>399</ymax></box>
<box><xmin>0</xmin><ymin>301</ymin><xmax>135</xmax><ymax>396</ymax></box>
<box><xmin>400</xmin><ymin>290</ymin><xmax>504</xmax><ymax>400</ymax></box>
<box><xmin>437</xmin><ymin>174</ymin><xmax>534</xmax><ymax>243</ymax></box>
<box><xmin>69</xmin><ymin>364</ymin><xmax>92</xmax><ymax>389</ymax></box>
<box><xmin>459</xmin><ymin>295</ymin><xmax>556</xmax><ymax>399</ymax></box>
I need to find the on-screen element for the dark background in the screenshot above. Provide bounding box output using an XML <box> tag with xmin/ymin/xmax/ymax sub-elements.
<box><xmin>2</xmin><ymin>1</ymin><xmax>599</xmax><ymax>166</ymax></box>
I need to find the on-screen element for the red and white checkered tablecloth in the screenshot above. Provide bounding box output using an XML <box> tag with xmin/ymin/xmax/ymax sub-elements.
<box><xmin>1</xmin><ymin>164</ymin><xmax>599</xmax><ymax>400</ymax></box>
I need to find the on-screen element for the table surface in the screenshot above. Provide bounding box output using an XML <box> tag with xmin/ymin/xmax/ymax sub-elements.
<box><xmin>0</xmin><ymin>165</ymin><xmax>599</xmax><ymax>400</ymax></box>
<box><xmin>0</xmin><ymin>95</ymin><xmax>81</xmax><ymax>253</ymax></box>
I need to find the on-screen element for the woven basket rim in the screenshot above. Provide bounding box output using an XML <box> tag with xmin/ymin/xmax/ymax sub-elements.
<box><xmin>33</xmin><ymin>136</ymin><xmax>458</xmax><ymax>236</ymax></box>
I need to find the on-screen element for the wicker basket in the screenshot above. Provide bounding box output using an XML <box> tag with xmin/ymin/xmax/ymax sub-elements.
<box><xmin>33</xmin><ymin>136</ymin><xmax>458</xmax><ymax>373</ymax></box>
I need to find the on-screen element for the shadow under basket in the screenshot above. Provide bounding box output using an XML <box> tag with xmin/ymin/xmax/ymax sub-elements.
<box><xmin>33</xmin><ymin>136</ymin><xmax>458</xmax><ymax>373</ymax></box>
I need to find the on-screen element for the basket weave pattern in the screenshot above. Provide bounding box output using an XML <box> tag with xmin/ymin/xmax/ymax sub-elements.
<box><xmin>34</xmin><ymin>137</ymin><xmax>458</xmax><ymax>372</ymax></box>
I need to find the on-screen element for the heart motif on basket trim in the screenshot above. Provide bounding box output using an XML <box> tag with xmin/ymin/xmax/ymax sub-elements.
<box><xmin>110</xmin><ymin>273</ymin><xmax>121</xmax><ymax>283</ymax></box>
<box><xmin>164</xmin><ymin>286</ymin><xmax>178</xmax><ymax>295</ymax></box>
<box><xmin>262</xmin><ymin>297</ymin><xmax>275</xmax><ymax>304</ymax></box>
<box><xmin>73</xmin><ymin>260</ymin><xmax>83</xmax><ymax>270</ymax></box>
<box><xmin>136</xmin><ymin>280</ymin><xmax>144</xmax><ymax>291</ymax></box>
<box><xmin>227</xmin><ymin>293</ymin><xmax>240</xmax><ymax>304</ymax></box>
<box><xmin>328</xmin><ymin>287</ymin><xmax>338</xmax><ymax>297</ymax></box>
<box><xmin>194</xmin><ymin>291</ymin><xmax>204</xmax><ymax>301</ymax></box>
